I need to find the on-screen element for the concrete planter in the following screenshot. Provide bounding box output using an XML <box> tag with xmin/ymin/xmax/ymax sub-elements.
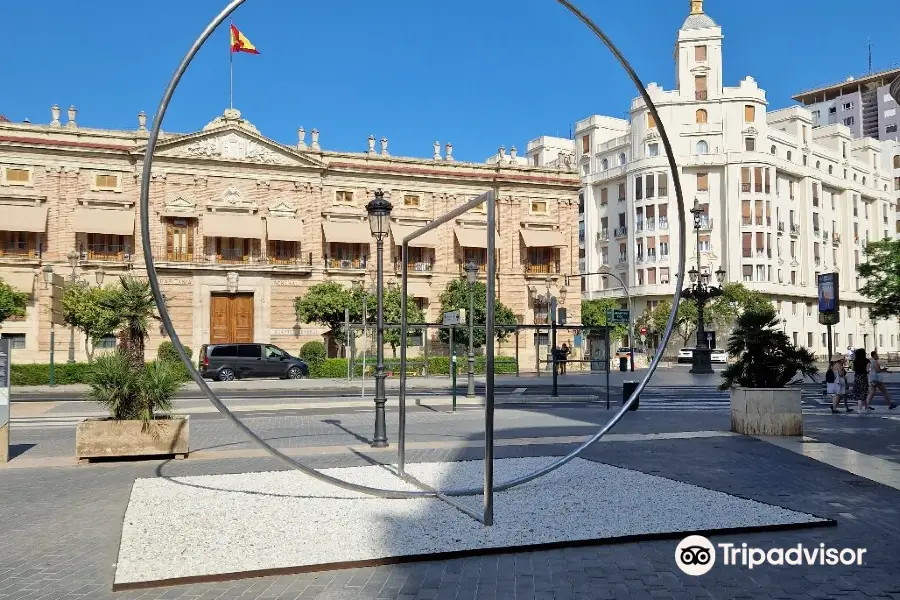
<box><xmin>75</xmin><ymin>416</ymin><xmax>189</xmax><ymax>462</ymax></box>
<box><xmin>730</xmin><ymin>388</ymin><xmax>802</xmax><ymax>436</ymax></box>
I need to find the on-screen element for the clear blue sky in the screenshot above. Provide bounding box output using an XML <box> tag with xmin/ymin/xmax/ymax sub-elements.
<box><xmin>2</xmin><ymin>0</ymin><xmax>896</xmax><ymax>162</ymax></box>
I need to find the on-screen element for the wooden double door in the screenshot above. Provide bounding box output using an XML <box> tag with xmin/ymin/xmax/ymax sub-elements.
<box><xmin>210</xmin><ymin>293</ymin><xmax>254</xmax><ymax>344</ymax></box>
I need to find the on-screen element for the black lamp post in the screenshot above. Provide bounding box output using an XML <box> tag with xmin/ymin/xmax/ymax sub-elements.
<box><xmin>366</xmin><ymin>189</ymin><xmax>392</xmax><ymax>448</ymax></box>
<box><xmin>682</xmin><ymin>199</ymin><xmax>726</xmax><ymax>375</ymax></box>
<box><xmin>464</xmin><ymin>260</ymin><xmax>478</xmax><ymax>399</ymax></box>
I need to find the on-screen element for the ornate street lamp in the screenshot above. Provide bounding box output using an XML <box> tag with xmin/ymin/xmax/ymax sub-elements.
<box><xmin>682</xmin><ymin>198</ymin><xmax>725</xmax><ymax>374</ymax></box>
<box><xmin>95</xmin><ymin>268</ymin><xmax>106</xmax><ymax>287</ymax></box>
<box><xmin>66</xmin><ymin>250</ymin><xmax>78</xmax><ymax>363</ymax></box>
<box><xmin>464</xmin><ymin>260</ymin><xmax>478</xmax><ymax>399</ymax></box>
<box><xmin>365</xmin><ymin>189</ymin><xmax>392</xmax><ymax>448</ymax></box>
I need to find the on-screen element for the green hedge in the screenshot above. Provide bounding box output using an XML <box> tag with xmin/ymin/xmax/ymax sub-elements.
<box><xmin>310</xmin><ymin>356</ymin><xmax>518</xmax><ymax>378</ymax></box>
<box><xmin>11</xmin><ymin>362</ymin><xmax>94</xmax><ymax>386</ymax></box>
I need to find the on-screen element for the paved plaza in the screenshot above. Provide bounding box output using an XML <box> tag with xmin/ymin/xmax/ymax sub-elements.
<box><xmin>1</xmin><ymin>400</ymin><xmax>900</xmax><ymax>599</ymax></box>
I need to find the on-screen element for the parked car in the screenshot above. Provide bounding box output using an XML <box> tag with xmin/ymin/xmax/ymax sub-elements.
<box><xmin>677</xmin><ymin>348</ymin><xmax>694</xmax><ymax>363</ymax></box>
<box><xmin>615</xmin><ymin>347</ymin><xmax>644</xmax><ymax>359</ymax></box>
<box><xmin>710</xmin><ymin>349</ymin><xmax>728</xmax><ymax>364</ymax></box>
<box><xmin>199</xmin><ymin>343</ymin><xmax>309</xmax><ymax>381</ymax></box>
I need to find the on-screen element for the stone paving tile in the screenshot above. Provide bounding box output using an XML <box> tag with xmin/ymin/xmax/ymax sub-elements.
<box><xmin>3</xmin><ymin>421</ymin><xmax>900</xmax><ymax>599</ymax></box>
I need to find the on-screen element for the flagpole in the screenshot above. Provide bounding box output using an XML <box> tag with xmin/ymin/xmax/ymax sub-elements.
<box><xmin>229</xmin><ymin>20</ymin><xmax>234</xmax><ymax>109</ymax></box>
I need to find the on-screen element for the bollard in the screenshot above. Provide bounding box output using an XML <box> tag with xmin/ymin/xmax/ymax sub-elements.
<box><xmin>451</xmin><ymin>354</ymin><xmax>457</xmax><ymax>412</ymax></box>
<box><xmin>623</xmin><ymin>380</ymin><xmax>640</xmax><ymax>411</ymax></box>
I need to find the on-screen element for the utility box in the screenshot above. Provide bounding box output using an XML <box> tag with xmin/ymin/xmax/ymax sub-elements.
<box><xmin>623</xmin><ymin>380</ymin><xmax>640</xmax><ymax>411</ymax></box>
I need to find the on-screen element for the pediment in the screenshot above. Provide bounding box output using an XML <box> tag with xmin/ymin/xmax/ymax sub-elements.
<box><xmin>135</xmin><ymin>126</ymin><xmax>325</xmax><ymax>169</ymax></box>
<box><xmin>268</xmin><ymin>200</ymin><xmax>297</xmax><ymax>217</ymax></box>
<box><xmin>165</xmin><ymin>196</ymin><xmax>196</xmax><ymax>211</ymax></box>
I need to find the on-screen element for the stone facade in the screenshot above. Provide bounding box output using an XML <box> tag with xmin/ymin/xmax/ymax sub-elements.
<box><xmin>0</xmin><ymin>107</ymin><xmax>581</xmax><ymax>368</ymax></box>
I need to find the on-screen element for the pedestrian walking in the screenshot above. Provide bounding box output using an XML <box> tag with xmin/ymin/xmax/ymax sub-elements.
<box><xmin>865</xmin><ymin>350</ymin><xmax>897</xmax><ymax>410</ymax></box>
<box><xmin>560</xmin><ymin>343</ymin><xmax>570</xmax><ymax>375</ymax></box>
<box><xmin>845</xmin><ymin>345</ymin><xmax>854</xmax><ymax>365</ymax></box>
<box><xmin>827</xmin><ymin>357</ymin><xmax>853</xmax><ymax>413</ymax></box>
<box><xmin>852</xmin><ymin>348</ymin><xmax>872</xmax><ymax>412</ymax></box>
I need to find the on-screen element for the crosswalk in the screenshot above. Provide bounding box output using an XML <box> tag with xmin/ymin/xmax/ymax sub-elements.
<box><xmin>10</xmin><ymin>415</ymin><xmax>95</xmax><ymax>429</ymax></box>
<box><xmin>611</xmin><ymin>386</ymin><xmax>831</xmax><ymax>412</ymax></box>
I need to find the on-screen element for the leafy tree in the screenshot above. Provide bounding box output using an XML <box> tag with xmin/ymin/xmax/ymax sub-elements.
<box><xmin>63</xmin><ymin>281</ymin><xmax>119</xmax><ymax>362</ymax></box>
<box><xmin>380</xmin><ymin>285</ymin><xmax>426</xmax><ymax>357</ymax></box>
<box><xmin>858</xmin><ymin>238</ymin><xmax>900</xmax><ymax>320</ymax></box>
<box><xmin>294</xmin><ymin>281</ymin><xmax>355</xmax><ymax>342</ymax></box>
<box><xmin>719</xmin><ymin>305</ymin><xmax>817</xmax><ymax>390</ymax></box>
<box><xmin>437</xmin><ymin>278</ymin><xmax>517</xmax><ymax>348</ymax></box>
<box><xmin>708</xmin><ymin>282</ymin><xmax>771</xmax><ymax>331</ymax></box>
<box><xmin>581</xmin><ymin>298</ymin><xmax>628</xmax><ymax>344</ymax></box>
<box><xmin>640</xmin><ymin>298</ymin><xmax>699</xmax><ymax>348</ymax></box>
<box><xmin>0</xmin><ymin>278</ymin><xmax>28</xmax><ymax>324</ymax></box>
<box><xmin>101</xmin><ymin>276</ymin><xmax>159</xmax><ymax>368</ymax></box>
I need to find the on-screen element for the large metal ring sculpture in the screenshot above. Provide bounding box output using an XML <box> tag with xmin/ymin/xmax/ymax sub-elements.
<box><xmin>139</xmin><ymin>0</ymin><xmax>687</xmax><ymax>512</ymax></box>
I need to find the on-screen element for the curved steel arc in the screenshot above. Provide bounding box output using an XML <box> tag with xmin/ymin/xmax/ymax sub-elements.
<box><xmin>139</xmin><ymin>0</ymin><xmax>686</xmax><ymax>500</ymax></box>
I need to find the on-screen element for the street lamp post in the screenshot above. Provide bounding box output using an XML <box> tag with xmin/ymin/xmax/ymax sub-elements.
<box><xmin>683</xmin><ymin>200</ymin><xmax>726</xmax><ymax>374</ymax></box>
<box><xmin>66</xmin><ymin>250</ymin><xmax>78</xmax><ymax>363</ymax></box>
<box><xmin>95</xmin><ymin>268</ymin><xmax>106</xmax><ymax>287</ymax></box>
<box><xmin>464</xmin><ymin>261</ymin><xmax>478</xmax><ymax>399</ymax></box>
<box><xmin>366</xmin><ymin>189</ymin><xmax>392</xmax><ymax>448</ymax></box>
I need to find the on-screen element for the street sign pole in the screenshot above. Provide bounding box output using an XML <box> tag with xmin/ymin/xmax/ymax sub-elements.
<box><xmin>450</xmin><ymin>325</ymin><xmax>456</xmax><ymax>412</ymax></box>
<box><xmin>49</xmin><ymin>324</ymin><xmax>55</xmax><ymax>387</ymax></box>
<box><xmin>0</xmin><ymin>337</ymin><xmax>10</xmax><ymax>463</ymax></box>
<box><xmin>605</xmin><ymin>323</ymin><xmax>611</xmax><ymax>410</ymax></box>
<box><xmin>551</xmin><ymin>297</ymin><xmax>558</xmax><ymax>398</ymax></box>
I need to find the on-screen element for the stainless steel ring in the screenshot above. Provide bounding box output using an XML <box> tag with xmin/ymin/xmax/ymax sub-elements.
<box><xmin>139</xmin><ymin>0</ymin><xmax>687</xmax><ymax>499</ymax></box>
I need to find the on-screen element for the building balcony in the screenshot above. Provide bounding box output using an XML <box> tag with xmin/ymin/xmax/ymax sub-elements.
<box><xmin>597</xmin><ymin>229</ymin><xmax>609</xmax><ymax>242</ymax></box>
<box><xmin>790</xmin><ymin>224</ymin><xmax>801</xmax><ymax>237</ymax></box>
<box><xmin>600</xmin><ymin>256</ymin><xmax>610</xmax><ymax>267</ymax></box>
<box><xmin>151</xmin><ymin>246</ymin><xmax>313</xmax><ymax>272</ymax></box>
<box><xmin>777</xmin><ymin>221</ymin><xmax>785</xmax><ymax>233</ymax></box>
<box><xmin>697</xmin><ymin>216</ymin><xmax>713</xmax><ymax>230</ymax></box>
<box><xmin>645</xmin><ymin>218</ymin><xmax>656</xmax><ymax>231</ymax></box>
<box><xmin>82</xmin><ymin>244</ymin><xmax>132</xmax><ymax>264</ymax></box>
<box><xmin>645</xmin><ymin>253</ymin><xmax>657</xmax><ymax>263</ymax></box>
<box><xmin>614</xmin><ymin>226</ymin><xmax>628</xmax><ymax>238</ymax></box>
<box><xmin>458</xmin><ymin>262</ymin><xmax>487</xmax><ymax>276</ymax></box>
<box><xmin>635</xmin><ymin>220</ymin><xmax>644</xmax><ymax>232</ymax></box>
<box><xmin>326</xmin><ymin>257</ymin><xmax>368</xmax><ymax>272</ymax></box>
<box><xmin>742</xmin><ymin>216</ymin><xmax>752</xmax><ymax>226</ymax></box>
<box><xmin>741</xmin><ymin>183</ymin><xmax>751</xmax><ymax>193</ymax></box>
<box><xmin>617</xmin><ymin>257</ymin><xmax>628</xmax><ymax>266</ymax></box>
<box><xmin>813</xmin><ymin>227</ymin><xmax>821</xmax><ymax>237</ymax></box>
<box><xmin>0</xmin><ymin>245</ymin><xmax>41</xmax><ymax>265</ymax></box>
<box><xmin>815</xmin><ymin>257</ymin><xmax>822</xmax><ymax>267</ymax></box>
<box><xmin>524</xmin><ymin>261</ymin><xmax>561</xmax><ymax>276</ymax></box>
<box><xmin>617</xmin><ymin>196</ymin><xmax>626</xmax><ymax>203</ymax></box>
<box><xmin>696</xmin><ymin>91</ymin><xmax>708</xmax><ymax>100</ymax></box>
<box><xmin>658</xmin><ymin>186</ymin><xmax>668</xmax><ymax>197</ymax></box>
<box><xmin>822</xmin><ymin>230</ymin><xmax>829</xmax><ymax>240</ymax></box>
<box><xmin>658</xmin><ymin>217</ymin><xmax>669</xmax><ymax>230</ymax></box>
<box><xmin>635</xmin><ymin>254</ymin><xmax>644</xmax><ymax>264</ymax></box>
<box><xmin>832</xmin><ymin>232</ymin><xmax>841</xmax><ymax>245</ymax></box>
<box><xmin>395</xmin><ymin>261</ymin><xmax>435</xmax><ymax>275</ymax></box>
<box><xmin>659</xmin><ymin>253</ymin><xmax>670</xmax><ymax>262</ymax></box>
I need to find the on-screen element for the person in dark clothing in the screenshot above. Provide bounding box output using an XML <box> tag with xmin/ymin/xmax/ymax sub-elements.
<box><xmin>852</xmin><ymin>348</ymin><xmax>872</xmax><ymax>412</ymax></box>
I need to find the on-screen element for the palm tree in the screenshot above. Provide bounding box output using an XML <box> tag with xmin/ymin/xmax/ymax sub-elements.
<box><xmin>103</xmin><ymin>276</ymin><xmax>159</xmax><ymax>368</ymax></box>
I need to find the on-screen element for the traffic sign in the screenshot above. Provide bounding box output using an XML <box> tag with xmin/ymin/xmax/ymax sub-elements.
<box><xmin>442</xmin><ymin>309</ymin><xmax>466</xmax><ymax>326</ymax></box>
<box><xmin>640</xmin><ymin>326</ymin><xmax>648</xmax><ymax>336</ymax></box>
<box><xmin>49</xmin><ymin>274</ymin><xmax>67</xmax><ymax>326</ymax></box>
<box><xmin>640</xmin><ymin>334</ymin><xmax>647</xmax><ymax>343</ymax></box>
<box><xmin>606</xmin><ymin>309</ymin><xmax>630</xmax><ymax>325</ymax></box>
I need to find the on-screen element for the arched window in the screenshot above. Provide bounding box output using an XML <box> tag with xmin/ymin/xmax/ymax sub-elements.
<box><xmin>601</xmin><ymin>158</ymin><xmax>609</xmax><ymax>170</ymax></box>
<box><xmin>696</xmin><ymin>109</ymin><xmax>708</xmax><ymax>124</ymax></box>
<box><xmin>828</xmin><ymin>165</ymin><xmax>834</xmax><ymax>175</ymax></box>
<box><xmin>619</xmin><ymin>152</ymin><xmax>626</xmax><ymax>166</ymax></box>
<box><xmin>770</xmin><ymin>145</ymin><xmax>777</xmax><ymax>155</ymax></box>
<box><xmin>696</xmin><ymin>140</ymin><xmax>709</xmax><ymax>155</ymax></box>
<box><xmin>786</xmin><ymin>151</ymin><xmax>792</xmax><ymax>162</ymax></box>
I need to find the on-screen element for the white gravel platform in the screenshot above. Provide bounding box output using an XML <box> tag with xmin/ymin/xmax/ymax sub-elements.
<box><xmin>114</xmin><ymin>457</ymin><xmax>829</xmax><ymax>587</ymax></box>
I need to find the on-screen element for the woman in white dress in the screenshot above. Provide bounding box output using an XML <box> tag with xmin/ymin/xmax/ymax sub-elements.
<box><xmin>865</xmin><ymin>350</ymin><xmax>897</xmax><ymax>410</ymax></box>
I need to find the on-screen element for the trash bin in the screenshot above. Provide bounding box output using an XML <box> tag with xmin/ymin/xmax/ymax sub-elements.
<box><xmin>623</xmin><ymin>380</ymin><xmax>640</xmax><ymax>410</ymax></box>
<box><xmin>619</xmin><ymin>356</ymin><xmax>628</xmax><ymax>372</ymax></box>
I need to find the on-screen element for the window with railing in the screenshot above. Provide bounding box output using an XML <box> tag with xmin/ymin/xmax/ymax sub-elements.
<box><xmin>395</xmin><ymin>246</ymin><xmax>434</xmax><ymax>272</ymax></box>
<box><xmin>524</xmin><ymin>247</ymin><xmax>559</xmax><ymax>274</ymax></box>
<box><xmin>165</xmin><ymin>218</ymin><xmax>195</xmax><ymax>262</ymax></box>
<box><xmin>86</xmin><ymin>233</ymin><xmax>131</xmax><ymax>261</ymax></box>
<box><xmin>0</xmin><ymin>230</ymin><xmax>39</xmax><ymax>258</ymax></box>
<box><xmin>533</xmin><ymin>300</ymin><xmax>549</xmax><ymax>325</ymax></box>
<box><xmin>327</xmin><ymin>242</ymin><xmax>368</xmax><ymax>269</ymax></box>
<box><xmin>268</xmin><ymin>240</ymin><xmax>303</xmax><ymax>265</ymax></box>
<box><xmin>215</xmin><ymin>237</ymin><xmax>255</xmax><ymax>264</ymax></box>
<box><xmin>462</xmin><ymin>248</ymin><xmax>487</xmax><ymax>273</ymax></box>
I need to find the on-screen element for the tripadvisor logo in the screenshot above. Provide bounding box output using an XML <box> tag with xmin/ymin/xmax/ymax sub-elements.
<box><xmin>675</xmin><ymin>536</ymin><xmax>867</xmax><ymax>576</ymax></box>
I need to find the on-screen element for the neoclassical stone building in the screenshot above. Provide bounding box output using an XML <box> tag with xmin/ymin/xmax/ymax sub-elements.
<box><xmin>0</xmin><ymin>106</ymin><xmax>581</xmax><ymax>366</ymax></box>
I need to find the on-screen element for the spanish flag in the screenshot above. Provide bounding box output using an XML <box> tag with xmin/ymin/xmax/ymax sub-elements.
<box><xmin>230</xmin><ymin>24</ymin><xmax>259</xmax><ymax>54</ymax></box>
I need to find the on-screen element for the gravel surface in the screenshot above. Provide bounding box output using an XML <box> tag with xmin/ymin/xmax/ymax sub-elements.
<box><xmin>115</xmin><ymin>457</ymin><xmax>827</xmax><ymax>586</ymax></box>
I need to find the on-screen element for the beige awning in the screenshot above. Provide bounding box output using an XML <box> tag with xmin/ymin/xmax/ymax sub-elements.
<box><xmin>73</xmin><ymin>207</ymin><xmax>135</xmax><ymax>235</ymax></box>
<box><xmin>266</xmin><ymin>218</ymin><xmax>304</xmax><ymax>242</ymax></box>
<box><xmin>391</xmin><ymin>223</ymin><xmax>440</xmax><ymax>248</ymax></box>
<box><xmin>1</xmin><ymin>205</ymin><xmax>48</xmax><ymax>232</ymax></box>
<box><xmin>520</xmin><ymin>229</ymin><xmax>567</xmax><ymax>248</ymax></box>
<box><xmin>322</xmin><ymin>220</ymin><xmax>372</xmax><ymax>244</ymax></box>
<box><xmin>454</xmin><ymin>227</ymin><xmax>499</xmax><ymax>249</ymax></box>
<box><xmin>203</xmin><ymin>213</ymin><xmax>263</xmax><ymax>239</ymax></box>
<box><xmin>2</xmin><ymin>271</ymin><xmax>36</xmax><ymax>294</ymax></box>
<box><xmin>404</xmin><ymin>281</ymin><xmax>431</xmax><ymax>298</ymax></box>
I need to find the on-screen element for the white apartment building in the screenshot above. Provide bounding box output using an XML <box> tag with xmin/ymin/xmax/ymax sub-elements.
<box><xmin>577</xmin><ymin>0</ymin><xmax>899</xmax><ymax>356</ymax></box>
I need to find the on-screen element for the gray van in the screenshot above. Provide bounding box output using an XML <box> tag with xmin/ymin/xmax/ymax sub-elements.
<box><xmin>198</xmin><ymin>343</ymin><xmax>309</xmax><ymax>381</ymax></box>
